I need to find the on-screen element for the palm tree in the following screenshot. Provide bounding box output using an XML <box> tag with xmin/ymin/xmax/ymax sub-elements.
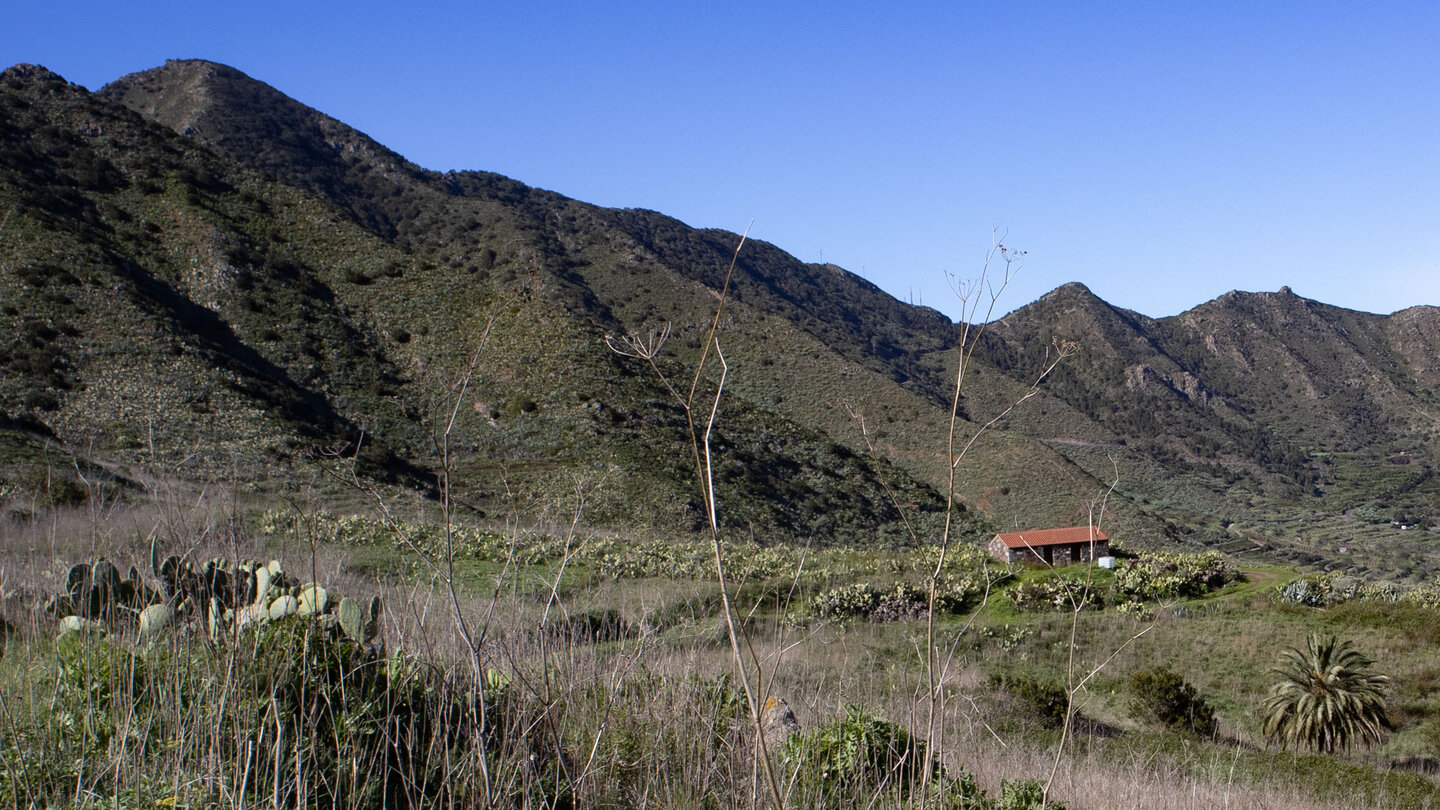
<box><xmin>1262</xmin><ymin>633</ymin><xmax>1391</xmax><ymax>753</ymax></box>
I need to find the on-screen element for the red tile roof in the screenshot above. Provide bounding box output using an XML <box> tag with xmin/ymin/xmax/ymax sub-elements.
<box><xmin>994</xmin><ymin>526</ymin><xmax>1109</xmax><ymax>550</ymax></box>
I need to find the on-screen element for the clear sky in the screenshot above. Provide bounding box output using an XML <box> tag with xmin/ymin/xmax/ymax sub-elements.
<box><xmin>6</xmin><ymin>1</ymin><xmax>1439</xmax><ymax>320</ymax></box>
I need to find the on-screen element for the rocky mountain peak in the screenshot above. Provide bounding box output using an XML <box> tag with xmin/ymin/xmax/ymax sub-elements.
<box><xmin>0</xmin><ymin>63</ymin><xmax>65</xmax><ymax>84</ymax></box>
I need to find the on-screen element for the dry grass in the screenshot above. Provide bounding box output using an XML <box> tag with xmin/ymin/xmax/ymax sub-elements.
<box><xmin>3</xmin><ymin>499</ymin><xmax>1439</xmax><ymax>809</ymax></box>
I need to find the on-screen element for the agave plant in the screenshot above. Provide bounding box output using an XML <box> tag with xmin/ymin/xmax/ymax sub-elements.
<box><xmin>1262</xmin><ymin>633</ymin><xmax>1391</xmax><ymax>753</ymax></box>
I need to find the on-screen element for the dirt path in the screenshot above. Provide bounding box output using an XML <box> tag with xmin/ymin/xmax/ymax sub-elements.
<box><xmin>1039</xmin><ymin>438</ymin><xmax>1125</xmax><ymax>448</ymax></box>
<box><xmin>1217</xmin><ymin>567</ymin><xmax>1285</xmax><ymax>600</ymax></box>
<box><xmin>1241</xmin><ymin>569</ymin><xmax>1279</xmax><ymax>587</ymax></box>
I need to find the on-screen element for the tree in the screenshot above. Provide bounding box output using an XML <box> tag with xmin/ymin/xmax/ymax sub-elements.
<box><xmin>1262</xmin><ymin>633</ymin><xmax>1391</xmax><ymax>753</ymax></box>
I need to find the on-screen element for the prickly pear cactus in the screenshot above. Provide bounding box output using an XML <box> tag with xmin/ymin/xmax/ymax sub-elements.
<box><xmin>269</xmin><ymin>594</ymin><xmax>299</xmax><ymax>621</ymax></box>
<box><xmin>138</xmin><ymin>604</ymin><xmax>175</xmax><ymax>639</ymax></box>
<box><xmin>253</xmin><ymin>567</ymin><xmax>272</xmax><ymax>607</ymax></box>
<box><xmin>337</xmin><ymin>597</ymin><xmax>363</xmax><ymax>640</ymax></box>
<box><xmin>59</xmin><ymin>615</ymin><xmax>107</xmax><ymax>638</ymax></box>
<box><xmin>365</xmin><ymin>596</ymin><xmax>382</xmax><ymax>643</ymax></box>
<box><xmin>48</xmin><ymin>548</ymin><xmax>383</xmax><ymax>646</ymax></box>
<box><xmin>298</xmin><ymin>584</ymin><xmax>327</xmax><ymax>616</ymax></box>
<box><xmin>235</xmin><ymin>603</ymin><xmax>269</xmax><ymax>632</ymax></box>
<box><xmin>65</xmin><ymin>562</ymin><xmax>90</xmax><ymax>608</ymax></box>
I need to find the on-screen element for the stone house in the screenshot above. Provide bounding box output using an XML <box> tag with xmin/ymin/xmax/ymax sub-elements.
<box><xmin>988</xmin><ymin>526</ymin><xmax>1110</xmax><ymax>565</ymax></box>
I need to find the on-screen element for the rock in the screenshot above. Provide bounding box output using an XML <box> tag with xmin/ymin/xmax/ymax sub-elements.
<box><xmin>760</xmin><ymin>696</ymin><xmax>801</xmax><ymax>750</ymax></box>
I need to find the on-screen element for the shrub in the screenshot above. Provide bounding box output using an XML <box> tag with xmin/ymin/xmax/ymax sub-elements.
<box><xmin>24</xmin><ymin>471</ymin><xmax>88</xmax><ymax>506</ymax></box>
<box><xmin>227</xmin><ymin>617</ymin><xmax>479</xmax><ymax>809</ymax></box>
<box><xmin>811</xmin><ymin>582</ymin><xmax>928</xmax><ymax>621</ymax></box>
<box><xmin>991</xmin><ymin>672</ymin><xmax>1070</xmax><ymax>728</ymax></box>
<box><xmin>53</xmin><ymin>631</ymin><xmax>147</xmax><ymax>753</ymax></box>
<box><xmin>1112</xmin><ymin>551</ymin><xmax>1238</xmax><ymax>602</ymax></box>
<box><xmin>1007</xmin><ymin>576</ymin><xmax>1099</xmax><ymax>612</ymax></box>
<box><xmin>32</xmin><ymin>625</ymin><xmax>447</xmax><ymax>806</ymax></box>
<box><xmin>781</xmin><ymin>707</ymin><xmax>941</xmax><ymax>800</ymax></box>
<box><xmin>996</xmin><ymin>778</ymin><xmax>1067</xmax><ymax>809</ymax></box>
<box><xmin>1127</xmin><ymin>665</ymin><xmax>1217</xmax><ymax>736</ymax></box>
<box><xmin>234</xmin><ymin>619</ymin><xmax>424</xmax><ymax>807</ymax></box>
<box><xmin>21</xmin><ymin>390</ymin><xmax>59</xmax><ymax>411</ymax></box>
<box><xmin>778</xmin><ymin>708</ymin><xmax>987</xmax><ymax>806</ymax></box>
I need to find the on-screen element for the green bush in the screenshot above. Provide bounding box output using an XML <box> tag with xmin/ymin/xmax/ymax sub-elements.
<box><xmin>24</xmin><ymin>471</ymin><xmax>88</xmax><ymax>506</ymax></box>
<box><xmin>990</xmin><ymin>672</ymin><xmax>1070</xmax><ymax>728</ymax></box>
<box><xmin>811</xmin><ymin>582</ymin><xmax>927</xmax><ymax>621</ymax></box>
<box><xmin>234</xmin><ymin>616</ymin><xmax>476</xmax><ymax>809</ymax></box>
<box><xmin>1112</xmin><ymin>551</ymin><xmax>1237</xmax><ymax>602</ymax></box>
<box><xmin>1007</xmin><ymin>577</ymin><xmax>1099</xmax><ymax>612</ymax></box>
<box><xmin>996</xmin><ymin>778</ymin><xmax>1067</xmax><ymax>809</ymax></box>
<box><xmin>1127</xmin><ymin>665</ymin><xmax>1217</xmax><ymax>736</ymax></box>
<box><xmin>53</xmin><ymin>631</ymin><xmax>147</xmax><ymax>753</ymax></box>
<box><xmin>19</xmin><ymin>617</ymin><xmax>487</xmax><ymax>810</ymax></box>
<box><xmin>781</xmin><ymin>707</ymin><xmax>941</xmax><ymax>800</ymax></box>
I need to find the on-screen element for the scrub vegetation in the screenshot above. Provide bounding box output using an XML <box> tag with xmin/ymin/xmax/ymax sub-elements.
<box><xmin>4</xmin><ymin>500</ymin><xmax>1439</xmax><ymax>808</ymax></box>
<box><xmin>5</xmin><ymin>59</ymin><xmax>1440</xmax><ymax>808</ymax></box>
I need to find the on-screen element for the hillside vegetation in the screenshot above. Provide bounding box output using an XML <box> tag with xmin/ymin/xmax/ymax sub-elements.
<box><xmin>5</xmin><ymin>501</ymin><xmax>1440</xmax><ymax>809</ymax></box>
<box><xmin>5</xmin><ymin>58</ymin><xmax>1440</xmax><ymax>809</ymax></box>
<box><xmin>5</xmin><ymin>60</ymin><xmax>1440</xmax><ymax>571</ymax></box>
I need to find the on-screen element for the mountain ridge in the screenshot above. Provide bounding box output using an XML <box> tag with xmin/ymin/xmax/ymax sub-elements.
<box><xmin>5</xmin><ymin>59</ymin><xmax>1440</xmax><ymax>576</ymax></box>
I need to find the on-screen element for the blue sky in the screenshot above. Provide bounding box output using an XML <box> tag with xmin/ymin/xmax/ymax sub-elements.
<box><xmin>7</xmin><ymin>2</ymin><xmax>1439</xmax><ymax>320</ymax></box>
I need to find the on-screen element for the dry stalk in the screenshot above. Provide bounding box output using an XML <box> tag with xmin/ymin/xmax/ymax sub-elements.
<box><xmin>921</xmin><ymin>234</ymin><xmax>1032</xmax><ymax>796</ymax></box>
<box><xmin>607</xmin><ymin>223</ymin><xmax>787</xmax><ymax>809</ymax></box>
<box><xmin>822</xmin><ymin>233</ymin><xmax>1076</xmax><ymax>805</ymax></box>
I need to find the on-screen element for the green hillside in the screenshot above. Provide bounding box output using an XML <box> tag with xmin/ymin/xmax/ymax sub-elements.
<box><xmin>4</xmin><ymin>59</ymin><xmax>1440</xmax><ymax>574</ymax></box>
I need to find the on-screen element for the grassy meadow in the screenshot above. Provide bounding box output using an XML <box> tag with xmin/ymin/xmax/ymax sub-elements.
<box><xmin>3</xmin><ymin>485</ymin><xmax>1440</xmax><ymax>809</ymax></box>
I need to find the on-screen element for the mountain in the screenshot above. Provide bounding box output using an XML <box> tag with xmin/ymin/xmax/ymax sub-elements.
<box><xmin>0</xmin><ymin>64</ymin><xmax>423</xmax><ymax>480</ymax></box>
<box><xmin>0</xmin><ymin>62</ymin><xmax>982</xmax><ymax>546</ymax></box>
<box><xmin>988</xmin><ymin>281</ymin><xmax>1440</xmax><ymax>485</ymax></box>
<box><xmin>90</xmin><ymin>61</ymin><xmax>1137</xmax><ymax>533</ymax></box>
<box><xmin>5</xmin><ymin>60</ymin><xmax>1440</xmax><ymax>576</ymax></box>
<box><xmin>986</xmin><ymin>281</ymin><xmax>1440</xmax><ymax>575</ymax></box>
